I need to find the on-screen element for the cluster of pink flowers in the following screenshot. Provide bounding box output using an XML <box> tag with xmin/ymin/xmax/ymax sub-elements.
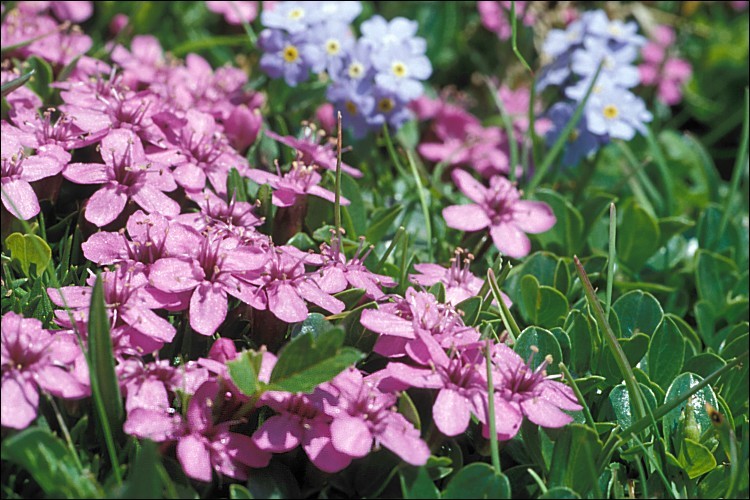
<box><xmin>639</xmin><ymin>25</ymin><xmax>692</xmax><ymax>106</ymax></box>
<box><xmin>1</xmin><ymin>1</ymin><xmax>582</xmax><ymax>485</ymax></box>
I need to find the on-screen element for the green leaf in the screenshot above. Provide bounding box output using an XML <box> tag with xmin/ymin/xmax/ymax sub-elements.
<box><xmin>399</xmin><ymin>467</ymin><xmax>439</xmax><ymax>499</ymax></box>
<box><xmin>617</xmin><ymin>201</ymin><xmax>661</xmax><ymax>271</ymax></box>
<box><xmin>663</xmin><ymin>373</ymin><xmax>719</xmax><ymax>443</ymax></box>
<box><xmin>289</xmin><ymin>312</ymin><xmax>333</xmax><ymax>340</ymax></box>
<box><xmin>696</xmin><ymin>249</ymin><xmax>737</xmax><ymax>312</ymax></box>
<box><xmin>285</xmin><ymin>232</ymin><xmax>316</xmax><ymax>252</ymax></box>
<box><xmin>268</xmin><ymin>328</ymin><xmax>363</xmax><ymax>393</ymax></box>
<box><xmin>113</xmin><ymin>440</ymin><xmax>162</xmax><ymax>499</ymax></box>
<box><xmin>548</xmin><ymin>424</ymin><xmax>602</xmax><ymax>496</ymax></box>
<box><xmin>5</xmin><ymin>232</ymin><xmax>52</xmax><ymax>276</ymax></box>
<box><xmin>648</xmin><ymin>317</ymin><xmax>686</xmax><ymax>389</ymax></box>
<box><xmin>398</xmin><ymin>391</ymin><xmax>421</xmax><ymax>430</ymax></box>
<box><xmin>441</xmin><ymin>463</ymin><xmax>511</xmax><ymax>499</ymax></box>
<box><xmin>608</xmin><ymin>383</ymin><xmax>658</xmax><ymax>430</ymax></box>
<box><xmin>245</xmin><ymin>461</ymin><xmax>300</xmax><ymax>499</ymax></box>
<box><xmin>24</xmin><ymin>55</ymin><xmax>53</xmax><ymax>100</ymax></box>
<box><xmin>657</xmin><ymin>216</ymin><xmax>694</xmax><ymax>248</ymax></box>
<box><xmin>228</xmin><ymin>350</ymin><xmax>265</xmax><ymax>396</ymax></box>
<box><xmin>531</xmin><ymin>189</ymin><xmax>585</xmax><ymax>256</ymax></box>
<box><xmin>519</xmin><ymin>275</ymin><xmax>568</xmax><ymax>328</ymax></box>
<box><xmin>88</xmin><ymin>272</ymin><xmax>124</xmax><ymax>436</ymax></box>
<box><xmin>456</xmin><ymin>296</ymin><xmax>482</xmax><ymax>326</ymax></box>
<box><xmin>0</xmin><ymin>69</ymin><xmax>34</xmax><ymax>97</ymax></box>
<box><xmin>599</xmin><ymin>332</ymin><xmax>649</xmax><ymax>383</ymax></box>
<box><xmin>565</xmin><ymin>310</ymin><xmax>596</xmax><ymax>375</ymax></box>
<box><xmin>230</xmin><ymin>484</ymin><xmax>254</xmax><ymax>499</ymax></box>
<box><xmin>550</xmin><ymin>327</ymin><xmax>571</xmax><ymax>365</ymax></box>
<box><xmin>611</xmin><ymin>290</ymin><xmax>664</xmax><ymax>338</ymax></box>
<box><xmin>678</xmin><ymin>438</ymin><xmax>717</xmax><ymax>479</ymax></box>
<box><xmin>540</xmin><ymin>487</ymin><xmax>581</xmax><ymax>499</ymax></box>
<box><xmin>683</xmin><ymin>353</ymin><xmax>726</xmax><ymax>379</ymax></box>
<box><xmin>366</xmin><ymin>204</ymin><xmax>403</xmax><ymax>244</ymax></box>
<box><xmin>514</xmin><ymin>326</ymin><xmax>563</xmax><ymax>375</ymax></box>
<box><xmin>1</xmin><ymin>427</ymin><xmax>101</xmax><ymax>498</ymax></box>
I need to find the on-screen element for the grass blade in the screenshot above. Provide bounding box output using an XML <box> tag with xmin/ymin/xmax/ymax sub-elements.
<box><xmin>88</xmin><ymin>272</ymin><xmax>124</xmax><ymax>484</ymax></box>
<box><xmin>606</xmin><ymin>203</ymin><xmax>616</xmax><ymax>319</ymax></box>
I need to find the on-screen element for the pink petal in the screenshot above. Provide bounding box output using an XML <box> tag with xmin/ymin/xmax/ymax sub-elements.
<box><xmin>315</xmin><ymin>266</ymin><xmax>348</xmax><ymax>294</ymax></box>
<box><xmin>451</xmin><ymin>169</ymin><xmax>488</xmax><ymax>204</ymax></box>
<box><xmin>296</xmin><ymin>280</ymin><xmax>345</xmax><ymax>315</ymax></box>
<box><xmin>123</xmin><ymin>408</ymin><xmax>181</xmax><ymax>441</ymax></box>
<box><xmin>81</xmin><ymin>231</ymin><xmax>128</xmax><ymax>264</ymax></box>
<box><xmin>189</xmin><ymin>283</ymin><xmax>228</xmax><ymax>336</ymax></box>
<box><xmin>149</xmin><ymin>258</ymin><xmax>204</xmax><ymax>292</ymax></box>
<box><xmin>433</xmin><ymin>388</ymin><xmax>471</xmax><ymax>436</ymax></box>
<box><xmin>130</xmin><ymin>184</ymin><xmax>180</xmax><ymax>217</ymax></box>
<box><xmin>1</xmin><ymin>178</ymin><xmax>40</xmax><ymax>220</ymax></box>
<box><xmin>267</xmin><ymin>282</ymin><xmax>308</xmax><ymax>323</ymax></box>
<box><xmin>330</xmin><ymin>416</ymin><xmax>372</xmax><ymax>457</ymax></box>
<box><xmin>85</xmin><ymin>184</ymin><xmax>128</xmax><ymax>227</ymax></box>
<box><xmin>520</xmin><ymin>397</ymin><xmax>574</xmax><ymax>428</ymax></box>
<box><xmin>46</xmin><ymin>286</ymin><xmax>91</xmax><ymax>308</ymax></box>
<box><xmin>377</xmin><ymin>413</ymin><xmax>430</xmax><ymax>466</ymax></box>
<box><xmin>20</xmin><ymin>154</ymin><xmax>64</xmax><ymax>182</ymax></box>
<box><xmin>252</xmin><ymin>414</ymin><xmax>302</xmax><ymax>452</ymax></box>
<box><xmin>223</xmin><ymin>432</ymin><xmax>271</xmax><ymax>469</ymax></box>
<box><xmin>173</xmin><ymin>163</ymin><xmax>207</xmax><ymax>192</ymax></box>
<box><xmin>302</xmin><ymin>419</ymin><xmax>353</xmax><ymax>473</ymax></box>
<box><xmin>35</xmin><ymin>365</ymin><xmax>87</xmax><ymax>399</ymax></box>
<box><xmin>1</xmin><ymin>375</ymin><xmax>39</xmax><ymax>429</ymax></box>
<box><xmin>121</xmin><ymin>305</ymin><xmax>177</xmax><ymax>342</ymax></box>
<box><xmin>177</xmin><ymin>434</ymin><xmax>213</xmax><ymax>482</ymax></box>
<box><xmin>63</xmin><ymin>162</ymin><xmax>110</xmax><ymax>184</ymax></box>
<box><xmin>512</xmin><ymin>201</ymin><xmax>556</xmax><ymax>233</ymax></box>
<box><xmin>488</xmin><ymin>394</ymin><xmax>524</xmax><ymax>440</ymax></box>
<box><xmin>359</xmin><ymin>309</ymin><xmax>415</xmax><ymax>338</ymax></box>
<box><xmin>442</xmin><ymin>204</ymin><xmax>491</xmax><ymax>232</ymax></box>
<box><xmin>490</xmin><ymin>222</ymin><xmax>531</xmax><ymax>259</ymax></box>
<box><xmin>126</xmin><ymin>378</ymin><xmax>170</xmax><ymax>412</ymax></box>
<box><xmin>385</xmin><ymin>363</ymin><xmax>443</xmax><ymax>389</ymax></box>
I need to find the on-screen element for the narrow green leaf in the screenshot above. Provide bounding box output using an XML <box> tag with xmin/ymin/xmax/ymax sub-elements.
<box><xmin>88</xmin><ymin>273</ymin><xmax>123</xmax><ymax>483</ymax></box>
<box><xmin>24</xmin><ymin>56</ymin><xmax>53</xmax><ymax>100</ymax></box>
<box><xmin>365</xmin><ymin>204</ymin><xmax>403</xmax><ymax>244</ymax></box>
<box><xmin>548</xmin><ymin>424</ymin><xmax>603</xmax><ymax>497</ymax></box>
<box><xmin>1</xmin><ymin>427</ymin><xmax>101</xmax><ymax>498</ymax></box>
<box><xmin>1</xmin><ymin>69</ymin><xmax>35</xmax><ymax>97</ymax></box>
<box><xmin>113</xmin><ymin>440</ymin><xmax>162</xmax><ymax>499</ymax></box>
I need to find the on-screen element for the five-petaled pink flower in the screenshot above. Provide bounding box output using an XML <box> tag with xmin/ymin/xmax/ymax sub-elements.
<box><xmin>442</xmin><ymin>169</ymin><xmax>556</xmax><ymax>259</ymax></box>
<box><xmin>1</xmin><ymin>312</ymin><xmax>88</xmax><ymax>429</ymax></box>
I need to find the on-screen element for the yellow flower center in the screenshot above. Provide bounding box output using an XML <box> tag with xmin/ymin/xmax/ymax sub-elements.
<box><xmin>325</xmin><ymin>39</ymin><xmax>341</xmax><ymax>56</ymax></box>
<box><xmin>283</xmin><ymin>45</ymin><xmax>299</xmax><ymax>63</ymax></box>
<box><xmin>391</xmin><ymin>61</ymin><xmax>408</xmax><ymax>78</ymax></box>
<box><xmin>288</xmin><ymin>8</ymin><xmax>304</xmax><ymax>20</ymax></box>
<box><xmin>603</xmin><ymin>104</ymin><xmax>619</xmax><ymax>119</ymax></box>
<box><xmin>348</xmin><ymin>62</ymin><xmax>364</xmax><ymax>79</ymax></box>
<box><xmin>345</xmin><ymin>101</ymin><xmax>358</xmax><ymax>115</ymax></box>
<box><xmin>378</xmin><ymin>98</ymin><xmax>395</xmax><ymax>113</ymax></box>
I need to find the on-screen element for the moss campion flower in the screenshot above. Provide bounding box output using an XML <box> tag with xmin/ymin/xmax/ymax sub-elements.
<box><xmin>442</xmin><ymin>169</ymin><xmax>555</xmax><ymax>259</ymax></box>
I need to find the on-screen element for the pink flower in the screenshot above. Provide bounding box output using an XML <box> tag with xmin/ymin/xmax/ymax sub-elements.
<box><xmin>206</xmin><ymin>1</ymin><xmax>258</xmax><ymax>25</ymax></box>
<box><xmin>149</xmin><ymin>231</ymin><xmax>269</xmax><ymax>335</ymax></box>
<box><xmin>442</xmin><ymin>170</ymin><xmax>555</xmax><ymax>258</ymax></box>
<box><xmin>247</xmin><ymin>161</ymin><xmax>349</xmax><ymax>207</ymax></box>
<box><xmin>490</xmin><ymin>343</ymin><xmax>582</xmax><ymax>437</ymax></box>
<box><xmin>118</xmin><ymin>358</ymin><xmax>208</xmax><ymax>413</ymax></box>
<box><xmin>321</xmin><ymin>367</ymin><xmax>430</xmax><ymax>466</ymax></box>
<box><xmin>315</xmin><ymin>236</ymin><xmax>396</xmax><ymax>299</ymax></box>
<box><xmin>247</xmin><ymin>246</ymin><xmax>345</xmax><ymax>323</ymax></box>
<box><xmin>149</xmin><ymin>109</ymin><xmax>248</xmax><ymax>196</ymax></box>
<box><xmin>362</xmin><ymin>287</ymin><xmax>481</xmax><ymax>360</ymax></box>
<box><xmin>63</xmin><ymin>129</ymin><xmax>178</xmax><ymax>227</ymax></box>
<box><xmin>265</xmin><ymin>128</ymin><xmax>362</xmax><ymax>178</ymax></box>
<box><xmin>177</xmin><ymin>189</ymin><xmax>266</xmax><ymax>243</ymax></box>
<box><xmin>638</xmin><ymin>25</ymin><xmax>692</xmax><ymax>106</ymax></box>
<box><xmin>224</xmin><ymin>104</ymin><xmax>263</xmax><ymax>153</ymax></box>
<box><xmin>1</xmin><ymin>312</ymin><xmax>88</xmax><ymax>429</ymax></box>
<box><xmin>48</xmin><ymin>266</ymin><xmax>177</xmax><ymax>351</ymax></box>
<box><xmin>379</xmin><ymin>333</ymin><xmax>503</xmax><ymax>438</ymax></box>
<box><xmin>110</xmin><ymin>35</ymin><xmax>167</xmax><ymax>87</ymax></box>
<box><xmin>1</xmin><ymin>129</ymin><xmax>67</xmax><ymax>220</ymax></box>
<box><xmin>252</xmin><ymin>389</ymin><xmax>353</xmax><ymax>472</ymax></box>
<box><xmin>410</xmin><ymin>248</ymin><xmax>512</xmax><ymax>307</ymax></box>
